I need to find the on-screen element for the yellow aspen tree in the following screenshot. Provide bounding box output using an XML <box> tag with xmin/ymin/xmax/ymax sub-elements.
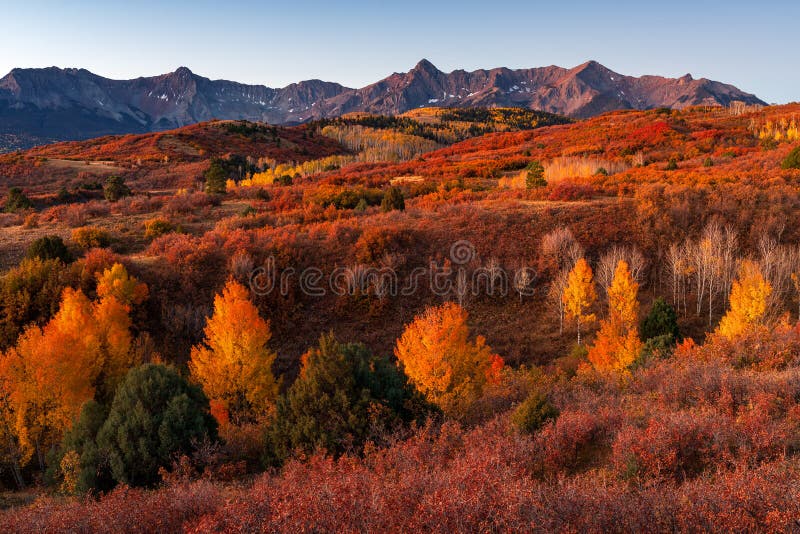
<box><xmin>562</xmin><ymin>258</ymin><xmax>597</xmax><ymax>345</ymax></box>
<box><xmin>189</xmin><ymin>280</ymin><xmax>279</xmax><ymax>425</ymax></box>
<box><xmin>0</xmin><ymin>281</ymin><xmax>139</xmax><ymax>468</ymax></box>
<box><xmin>96</xmin><ymin>263</ymin><xmax>149</xmax><ymax>306</ymax></box>
<box><xmin>588</xmin><ymin>260</ymin><xmax>643</xmax><ymax>373</ymax></box>
<box><xmin>394</xmin><ymin>302</ymin><xmax>503</xmax><ymax>419</ymax></box>
<box><xmin>92</xmin><ymin>292</ymin><xmax>136</xmax><ymax>399</ymax></box>
<box><xmin>1</xmin><ymin>289</ymin><xmax>100</xmax><ymax>466</ymax></box>
<box><xmin>717</xmin><ymin>260</ymin><xmax>772</xmax><ymax>339</ymax></box>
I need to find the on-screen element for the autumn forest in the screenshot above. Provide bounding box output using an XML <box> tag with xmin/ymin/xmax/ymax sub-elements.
<box><xmin>0</xmin><ymin>97</ymin><xmax>799</xmax><ymax>531</ymax></box>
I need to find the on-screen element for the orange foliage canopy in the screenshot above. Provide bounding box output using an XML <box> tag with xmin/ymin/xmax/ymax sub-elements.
<box><xmin>0</xmin><ymin>263</ymin><xmax>142</xmax><ymax>466</ymax></box>
<box><xmin>189</xmin><ymin>280</ymin><xmax>279</xmax><ymax>426</ymax></box>
<box><xmin>588</xmin><ymin>260</ymin><xmax>642</xmax><ymax>374</ymax></box>
<box><xmin>717</xmin><ymin>260</ymin><xmax>773</xmax><ymax>340</ymax></box>
<box><xmin>562</xmin><ymin>258</ymin><xmax>597</xmax><ymax>345</ymax></box>
<box><xmin>394</xmin><ymin>302</ymin><xmax>503</xmax><ymax>418</ymax></box>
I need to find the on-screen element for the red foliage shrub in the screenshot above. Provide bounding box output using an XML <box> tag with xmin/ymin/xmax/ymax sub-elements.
<box><xmin>611</xmin><ymin>409</ymin><xmax>737</xmax><ymax>480</ymax></box>
<box><xmin>547</xmin><ymin>181</ymin><xmax>596</xmax><ymax>201</ymax></box>
<box><xmin>0</xmin><ymin>482</ymin><xmax>222</xmax><ymax>534</ymax></box>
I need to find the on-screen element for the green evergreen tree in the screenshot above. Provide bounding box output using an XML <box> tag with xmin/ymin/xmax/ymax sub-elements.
<box><xmin>266</xmin><ymin>333</ymin><xmax>425</xmax><ymax>465</ymax></box>
<box><xmin>640</xmin><ymin>297</ymin><xmax>680</xmax><ymax>342</ymax></box>
<box><xmin>103</xmin><ymin>175</ymin><xmax>131</xmax><ymax>202</ymax></box>
<box><xmin>4</xmin><ymin>187</ymin><xmax>32</xmax><ymax>213</ymax></box>
<box><xmin>48</xmin><ymin>400</ymin><xmax>113</xmax><ymax>494</ymax></box>
<box><xmin>525</xmin><ymin>161</ymin><xmax>547</xmax><ymax>188</ymax></box>
<box><xmin>96</xmin><ymin>364</ymin><xmax>217</xmax><ymax>487</ymax></box>
<box><xmin>204</xmin><ymin>159</ymin><xmax>228</xmax><ymax>195</ymax></box>
<box><xmin>381</xmin><ymin>187</ymin><xmax>405</xmax><ymax>212</ymax></box>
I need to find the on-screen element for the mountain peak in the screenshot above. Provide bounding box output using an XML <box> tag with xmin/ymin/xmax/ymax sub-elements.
<box><xmin>573</xmin><ymin>60</ymin><xmax>614</xmax><ymax>75</ymax></box>
<box><xmin>412</xmin><ymin>59</ymin><xmax>440</xmax><ymax>74</ymax></box>
<box><xmin>0</xmin><ymin>62</ymin><xmax>768</xmax><ymax>152</ymax></box>
<box><xmin>172</xmin><ymin>66</ymin><xmax>194</xmax><ymax>78</ymax></box>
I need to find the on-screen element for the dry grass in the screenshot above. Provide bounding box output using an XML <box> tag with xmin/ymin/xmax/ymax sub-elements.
<box><xmin>0</xmin><ymin>224</ymin><xmax>72</xmax><ymax>269</ymax></box>
<box><xmin>156</xmin><ymin>135</ymin><xmax>201</xmax><ymax>157</ymax></box>
<box><xmin>390</xmin><ymin>175</ymin><xmax>425</xmax><ymax>185</ymax></box>
<box><xmin>45</xmin><ymin>159</ymin><xmax>125</xmax><ymax>174</ymax></box>
<box><xmin>545</xmin><ymin>156</ymin><xmax>628</xmax><ymax>182</ymax></box>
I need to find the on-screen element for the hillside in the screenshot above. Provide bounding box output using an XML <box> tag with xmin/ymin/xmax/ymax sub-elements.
<box><xmin>0</xmin><ymin>102</ymin><xmax>797</xmax><ymax>360</ymax></box>
<box><xmin>1</xmin><ymin>102</ymin><xmax>800</xmax><ymax>530</ymax></box>
<box><xmin>0</xmin><ymin>107</ymin><xmax>567</xmax><ymax>193</ymax></box>
<box><xmin>0</xmin><ymin>60</ymin><xmax>765</xmax><ymax>151</ymax></box>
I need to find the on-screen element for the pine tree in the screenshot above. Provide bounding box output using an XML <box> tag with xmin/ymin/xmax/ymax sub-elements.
<box><xmin>204</xmin><ymin>159</ymin><xmax>228</xmax><ymax>195</ymax></box>
<box><xmin>267</xmin><ymin>333</ymin><xmax>422</xmax><ymax>464</ymax></box>
<box><xmin>525</xmin><ymin>161</ymin><xmax>547</xmax><ymax>188</ymax></box>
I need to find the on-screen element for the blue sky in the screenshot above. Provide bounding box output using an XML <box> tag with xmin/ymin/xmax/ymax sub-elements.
<box><xmin>1</xmin><ymin>0</ymin><xmax>797</xmax><ymax>103</ymax></box>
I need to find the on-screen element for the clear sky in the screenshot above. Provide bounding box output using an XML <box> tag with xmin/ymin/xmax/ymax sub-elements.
<box><xmin>1</xmin><ymin>0</ymin><xmax>797</xmax><ymax>104</ymax></box>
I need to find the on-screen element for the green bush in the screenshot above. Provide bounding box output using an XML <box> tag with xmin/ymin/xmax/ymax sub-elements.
<box><xmin>381</xmin><ymin>187</ymin><xmax>405</xmax><ymax>212</ymax></box>
<box><xmin>637</xmin><ymin>334</ymin><xmax>678</xmax><ymax>365</ymax></box>
<box><xmin>312</xmin><ymin>187</ymin><xmax>384</xmax><ymax>210</ymax></box>
<box><xmin>641</xmin><ymin>298</ymin><xmax>680</xmax><ymax>342</ymax></box>
<box><xmin>782</xmin><ymin>146</ymin><xmax>800</xmax><ymax>170</ymax></box>
<box><xmin>266</xmin><ymin>333</ymin><xmax>426</xmax><ymax>465</ymax></box>
<box><xmin>525</xmin><ymin>161</ymin><xmax>547</xmax><ymax>188</ymax></box>
<box><xmin>96</xmin><ymin>364</ymin><xmax>218</xmax><ymax>487</ymax></box>
<box><xmin>26</xmin><ymin>235</ymin><xmax>73</xmax><ymax>263</ymax></box>
<box><xmin>4</xmin><ymin>187</ymin><xmax>32</xmax><ymax>213</ymax></box>
<box><xmin>143</xmin><ymin>218</ymin><xmax>175</xmax><ymax>239</ymax></box>
<box><xmin>49</xmin><ymin>400</ymin><xmax>112</xmax><ymax>494</ymax></box>
<box><xmin>511</xmin><ymin>391</ymin><xmax>558</xmax><ymax>435</ymax></box>
<box><xmin>103</xmin><ymin>175</ymin><xmax>131</xmax><ymax>202</ymax></box>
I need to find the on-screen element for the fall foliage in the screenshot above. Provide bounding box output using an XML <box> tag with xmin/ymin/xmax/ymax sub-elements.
<box><xmin>717</xmin><ymin>260</ymin><xmax>773</xmax><ymax>340</ymax></box>
<box><xmin>2</xmin><ymin>101</ymin><xmax>800</xmax><ymax>529</ymax></box>
<box><xmin>587</xmin><ymin>260</ymin><xmax>643</xmax><ymax>374</ymax></box>
<box><xmin>189</xmin><ymin>280</ymin><xmax>279</xmax><ymax>425</ymax></box>
<box><xmin>562</xmin><ymin>258</ymin><xmax>597</xmax><ymax>345</ymax></box>
<box><xmin>395</xmin><ymin>302</ymin><xmax>502</xmax><ymax>418</ymax></box>
<box><xmin>0</xmin><ymin>263</ymin><xmax>142</xmax><ymax>469</ymax></box>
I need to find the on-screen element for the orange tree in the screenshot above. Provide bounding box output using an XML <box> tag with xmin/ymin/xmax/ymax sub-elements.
<box><xmin>189</xmin><ymin>279</ymin><xmax>279</xmax><ymax>426</ymax></box>
<box><xmin>717</xmin><ymin>260</ymin><xmax>772</xmax><ymax>340</ymax></box>
<box><xmin>0</xmin><ymin>263</ymin><xmax>141</xmax><ymax>469</ymax></box>
<box><xmin>394</xmin><ymin>302</ymin><xmax>503</xmax><ymax>419</ymax></box>
<box><xmin>588</xmin><ymin>260</ymin><xmax>642</xmax><ymax>374</ymax></box>
<box><xmin>562</xmin><ymin>258</ymin><xmax>597</xmax><ymax>345</ymax></box>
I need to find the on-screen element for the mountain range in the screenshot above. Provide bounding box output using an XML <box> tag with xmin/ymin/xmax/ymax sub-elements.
<box><xmin>0</xmin><ymin>60</ymin><xmax>766</xmax><ymax>151</ymax></box>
